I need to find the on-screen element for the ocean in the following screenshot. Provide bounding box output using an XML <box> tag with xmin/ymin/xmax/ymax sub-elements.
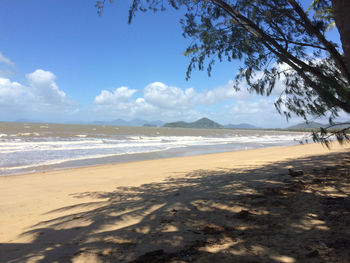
<box><xmin>0</xmin><ymin>122</ymin><xmax>307</xmax><ymax>176</ymax></box>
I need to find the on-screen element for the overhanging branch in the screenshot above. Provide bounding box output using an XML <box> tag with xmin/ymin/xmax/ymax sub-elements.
<box><xmin>210</xmin><ymin>0</ymin><xmax>350</xmax><ymax>113</ymax></box>
<box><xmin>287</xmin><ymin>0</ymin><xmax>350</xmax><ymax>83</ymax></box>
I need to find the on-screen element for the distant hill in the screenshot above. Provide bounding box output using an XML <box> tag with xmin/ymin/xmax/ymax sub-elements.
<box><xmin>143</xmin><ymin>123</ymin><xmax>157</xmax><ymax>127</ymax></box>
<box><xmin>287</xmin><ymin>121</ymin><xmax>326</xmax><ymax>130</ymax></box>
<box><xmin>224</xmin><ymin>123</ymin><xmax>259</xmax><ymax>129</ymax></box>
<box><xmin>15</xmin><ymin>118</ymin><xmax>45</xmax><ymax>123</ymax></box>
<box><xmin>288</xmin><ymin>121</ymin><xmax>350</xmax><ymax>130</ymax></box>
<box><xmin>164</xmin><ymin>117</ymin><xmax>223</xmax><ymax>129</ymax></box>
<box><xmin>331</xmin><ymin>122</ymin><xmax>350</xmax><ymax>129</ymax></box>
<box><xmin>92</xmin><ymin>119</ymin><xmax>164</xmax><ymax>127</ymax></box>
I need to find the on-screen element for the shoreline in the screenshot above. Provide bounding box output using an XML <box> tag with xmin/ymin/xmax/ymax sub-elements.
<box><xmin>1</xmin><ymin>141</ymin><xmax>300</xmax><ymax>178</ymax></box>
<box><xmin>1</xmin><ymin>142</ymin><xmax>349</xmax><ymax>262</ymax></box>
<box><xmin>0</xmin><ymin>122</ymin><xmax>308</xmax><ymax>177</ymax></box>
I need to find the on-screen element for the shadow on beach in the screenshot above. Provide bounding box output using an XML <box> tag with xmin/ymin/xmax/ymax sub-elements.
<box><xmin>1</xmin><ymin>150</ymin><xmax>350</xmax><ymax>262</ymax></box>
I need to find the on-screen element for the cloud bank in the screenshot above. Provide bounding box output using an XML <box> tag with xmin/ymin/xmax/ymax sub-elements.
<box><xmin>93</xmin><ymin>80</ymin><xmax>291</xmax><ymax>127</ymax></box>
<box><xmin>0</xmin><ymin>52</ymin><xmax>307</xmax><ymax>127</ymax></box>
<box><xmin>0</xmin><ymin>69</ymin><xmax>76</xmax><ymax>121</ymax></box>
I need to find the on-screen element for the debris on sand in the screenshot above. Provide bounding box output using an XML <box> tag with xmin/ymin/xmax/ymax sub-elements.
<box><xmin>288</xmin><ymin>168</ymin><xmax>304</xmax><ymax>177</ymax></box>
<box><xmin>198</xmin><ymin>223</ymin><xmax>226</xmax><ymax>235</ymax></box>
<box><xmin>305</xmin><ymin>249</ymin><xmax>319</xmax><ymax>258</ymax></box>
<box><xmin>235</xmin><ymin>209</ymin><xmax>251</xmax><ymax>219</ymax></box>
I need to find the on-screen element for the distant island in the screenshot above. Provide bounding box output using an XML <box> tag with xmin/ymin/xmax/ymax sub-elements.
<box><xmin>224</xmin><ymin>123</ymin><xmax>259</xmax><ymax>129</ymax></box>
<box><xmin>163</xmin><ymin>117</ymin><xmax>260</xmax><ymax>129</ymax></box>
<box><xmin>287</xmin><ymin>121</ymin><xmax>326</xmax><ymax>130</ymax></box>
<box><xmin>163</xmin><ymin>118</ymin><xmax>350</xmax><ymax>131</ymax></box>
<box><xmin>12</xmin><ymin>117</ymin><xmax>259</xmax><ymax>129</ymax></box>
<box><xmin>164</xmin><ymin>117</ymin><xmax>223</xmax><ymax>129</ymax></box>
<box><xmin>143</xmin><ymin>123</ymin><xmax>157</xmax><ymax>127</ymax></box>
<box><xmin>287</xmin><ymin>121</ymin><xmax>350</xmax><ymax>130</ymax></box>
<box><xmin>11</xmin><ymin>118</ymin><xmax>348</xmax><ymax>131</ymax></box>
<box><xmin>91</xmin><ymin>119</ymin><xmax>165</xmax><ymax>127</ymax></box>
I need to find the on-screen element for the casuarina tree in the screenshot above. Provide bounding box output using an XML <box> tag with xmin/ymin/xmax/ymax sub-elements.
<box><xmin>96</xmin><ymin>0</ymin><xmax>350</xmax><ymax>143</ymax></box>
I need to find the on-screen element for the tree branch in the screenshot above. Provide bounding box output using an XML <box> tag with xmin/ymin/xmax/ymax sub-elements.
<box><xmin>274</xmin><ymin>38</ymin><xmax>328</xmax><ymax>50</ymax></box>
<box><xmin>287</xmin><ymin>0</ymin><xmax>350</xmax><ymax>83</ymax></box>
<box><xmin>210</xmin><ymin>0</ymin><xmax>350</xmax><ymax>113</ymax></box>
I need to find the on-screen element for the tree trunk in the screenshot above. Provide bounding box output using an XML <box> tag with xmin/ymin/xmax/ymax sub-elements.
<box><xmin>332</xmin><ymin>0</ymin><xmax>350</xmax><ymax>73</ymax></box>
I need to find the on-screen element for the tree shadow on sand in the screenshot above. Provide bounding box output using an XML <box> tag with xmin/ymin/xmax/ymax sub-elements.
<box><xmin>1</xmin><ymin>151</ymin><xmax>350</xmax><ymax>263</ymax></box>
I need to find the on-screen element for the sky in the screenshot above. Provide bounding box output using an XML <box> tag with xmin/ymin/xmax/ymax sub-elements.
<box><xmin>0</xmin><ymin>0</ymin><xmax>346</xmax><ymax>128</ymax></box>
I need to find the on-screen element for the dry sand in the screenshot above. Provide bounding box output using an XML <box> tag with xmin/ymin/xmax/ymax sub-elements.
<box><xmin>0</xmin><ymin>143</ymin><xmax>350</xmax><ymax>262</ymax></box>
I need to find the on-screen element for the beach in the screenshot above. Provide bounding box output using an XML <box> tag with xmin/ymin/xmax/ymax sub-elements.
<box><xmin>1</xmin><ymin>142</ymin><xmax>350</xmax><ymax>262</ymax></box>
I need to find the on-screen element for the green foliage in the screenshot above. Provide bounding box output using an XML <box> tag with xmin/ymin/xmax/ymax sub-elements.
<box><xmin>97</xmin><ymin>0</ymin><xmax>350</xmax><ymax>143</ymax></box>
<box><xmin>307</xmin><ymin>0</ymin><xmax>335</xmax><ymax>31</ymax></box>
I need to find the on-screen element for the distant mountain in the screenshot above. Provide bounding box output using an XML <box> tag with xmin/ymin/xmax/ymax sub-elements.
<box><xmin>141</xmin><ymin>120</ymin><xmax>165</xmax><ymax>127</ymax></box>
<box><xmin>91</xmin><ymin>119</ymin><xmax>164</xmax><ymax>127</ymax></box>
<box><xmin>164</xmin><ymin>117</ymin><xmax>223</xmax><ymax>129</ymax></box>
<box><xmin>287</xmin><ymin>121</ymin><xmax>350</xmax><ymax>130</ymax></box>
<box><xmin>287</xmin><ymin>121</ymin><xmax>326</xmax><ymax>130</ymax></box>
<box><xmin>164</xmin><ymin>121</ymin><xmax>189</xmax><ymax>128</ymax></box>
<box><xmin>15</xmin><ymin>118</ymin><xmax>45</xmax><ymax>123</ymax></box>
<box><xmin>191</xmin><ymin>118</ymin><xmax>223</xmax><ymax>128</ymax></box>
<box><xmin>224</xmin><ymin>123</ymin><xmax>259</xmax><ymax>129</ymax></box>
<box><xmin>331</xmin><ymin>122</ymin><xmax>350</xmax><ymax>129</ymax></box>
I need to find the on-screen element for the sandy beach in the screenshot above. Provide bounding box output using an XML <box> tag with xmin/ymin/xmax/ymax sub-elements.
<box><xmin>1</xmin><ymin>143</ymin><xmax>350</xmax><ymax>262</ymax></box>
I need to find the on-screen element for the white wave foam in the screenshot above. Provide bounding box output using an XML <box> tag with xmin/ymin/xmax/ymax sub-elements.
<box><xmin>0</xmin><ymin>132</ymin><xmax>307</xmax><ymax>175</ymax></box>
<box><xmin>17</xmin><ymin>133</ymin><xmax>31</xmax><ymax>136</ymax></box>
<box><xmin>0</xmin><ymin>134</ymin><xmax>307</xmax><ymax>154</ymax></box>
<box><xmin>0</xmin><ymin>147</ymin><xmax>172</xmax><ymax>172</ymax></box>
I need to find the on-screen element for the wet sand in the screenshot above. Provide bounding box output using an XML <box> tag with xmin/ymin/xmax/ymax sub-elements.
<box><xmin>0</xmin><ymin>143</ymin><xmax>349</xmax><ymax>262</ymax></box>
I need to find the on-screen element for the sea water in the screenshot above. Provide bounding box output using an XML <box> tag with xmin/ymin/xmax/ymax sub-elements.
<box><xmin>0</xmin><ymin>122</ymin><xmax>307</xmax><ymax>175</ymax></box>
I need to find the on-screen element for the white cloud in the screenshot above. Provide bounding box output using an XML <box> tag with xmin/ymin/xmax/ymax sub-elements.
<box><xmin>225</xmin><ymin>98</ymin><xmax>305</xmax><ymax>128</ymax></box>
<box><xmin>227</xmin><ymin>99</ymin><xmax>282</xmax><ymax>127</ymax></box>
<box><xmin>95</xmin><ymin>86</ymin><xmax>137</xmax><ymax>105</ymax></box>
<box><xmin>94</xmin><ymin>74</ymin><xmax>339</xmax><ymax>127</ymax></box>
<box><xmin>93</xmin><ymin>82</ymin><xmax>202</xmax><ymax>121</ymax></box>
<box><xmin>0</xmin><ymin>52</ymin><xmax>15</xmax><ymax>67</ymax></box>
<box><xmin>0</xmin><ymin>69</ymin><xmax>76</xmax><ymax>120</ymax></box>
<box><xmin>93</xmin><ymin>81</ymin><xmax>262</xmax><ymax>123</ymax></box>
<box><xmin>26</xmin><ymin>69</ymin><xmax>67</xmax><ymax>105</ymax></box>
<box><xmin>0</xmin><ymin>78</ymin><xmax>33</xmax><ymax>107</ymax></box>
<box><xmin>196</xmin><ymin>80</ymin><xmax>252</xmax><ymax>104</ymax></box>
<box><xmin>93</xmin><ymin>80</ymin><xmax>255</xmax><ymax>113</ymax></box>
<box><xmin>143</xmin><ymin>82</ymin><xmax>196</xmax><ymax>109</ymax></box>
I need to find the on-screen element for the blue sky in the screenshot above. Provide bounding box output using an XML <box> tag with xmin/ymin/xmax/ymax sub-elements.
<box><xmin>0</xmin><ymin>0</ymin><xmax>346</xmax><ymax>127</ymax></box>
